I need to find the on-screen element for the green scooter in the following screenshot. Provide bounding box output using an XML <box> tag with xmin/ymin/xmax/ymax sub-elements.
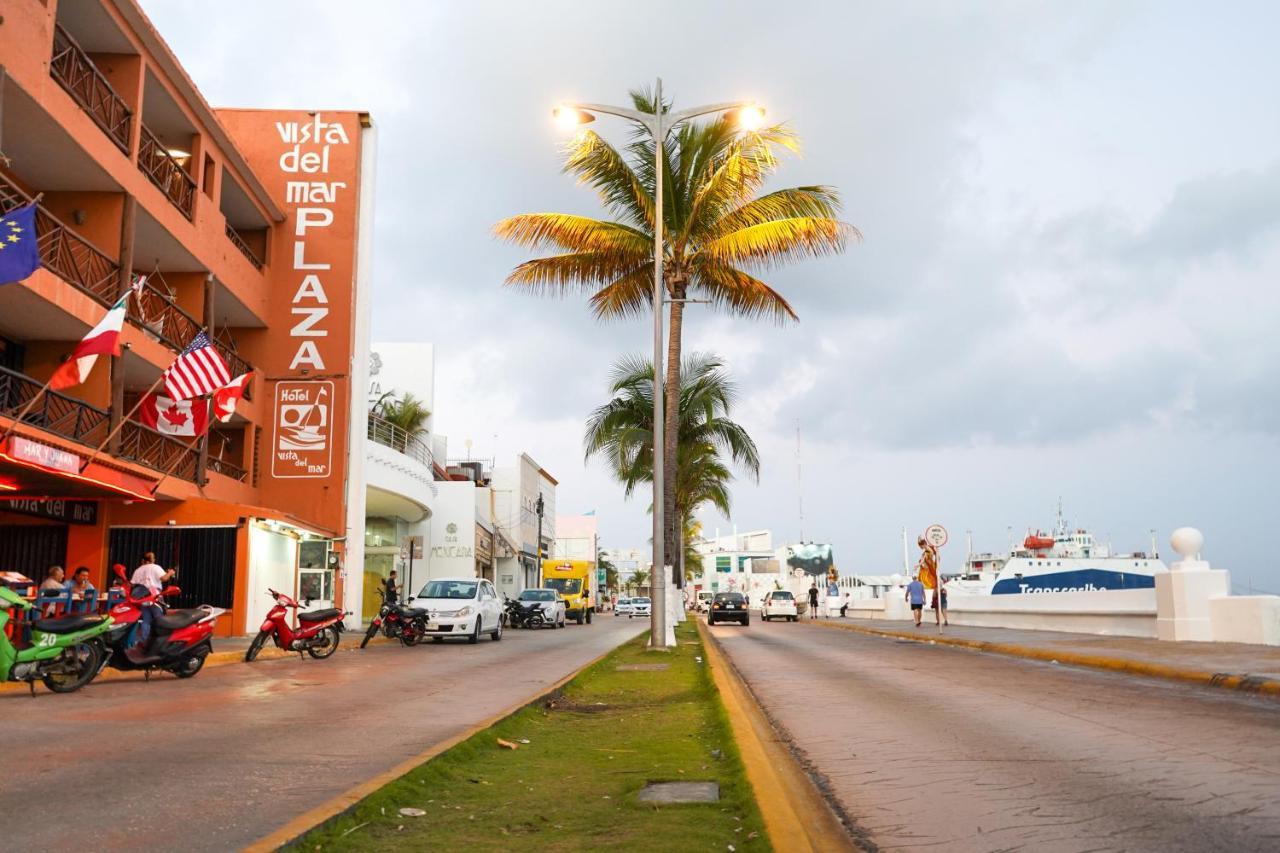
<box><xmin>0</xmin><ymin>573</ymin><xmax>113</xmax><ymax>695</ymax></box>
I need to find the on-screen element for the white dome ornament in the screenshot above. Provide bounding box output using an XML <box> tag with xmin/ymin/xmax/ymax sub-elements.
<box><xmin>1169</xmin><ymin>527</ymin><xmax>1208</xmax><ymax>571</ymax></box>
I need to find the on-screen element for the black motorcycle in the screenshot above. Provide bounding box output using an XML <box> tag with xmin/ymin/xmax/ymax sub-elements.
<box><xmin>502</xmin><ymin>595</ymin><xmax>546</xmax><ymax>629</ymax></box>
<box><xmin>361</xmin><ymin>589</ymin><xmax>429</xmax><ymax>648</ymax></box>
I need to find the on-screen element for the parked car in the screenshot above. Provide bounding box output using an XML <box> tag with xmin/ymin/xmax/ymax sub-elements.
<box><xmin>614</xmin><ymin>597</ymin><xmax>633</xmax><ymax>617</ymax></box>
<box><xmin>761</xmin><ymin>590</ymin><xmax>798</xmax><ymax>622</ymax></box>
<box><xmin>628</xmin><ymin>596</ymin><xmax>651</xmax><ymax>618</ymax></box>
<box><xmin>407</xmin><ymin>578</ymin><xmax>503</xmax><ymax>643</ymax></box>
<box><xmin>708</xmin><ymin>592</ymin><xmax>749</xmax><ymax>626</ymax></box>
<box><xmin>516</xmin><ymin>588</ymin><xmax>567</xmax><ymax>628</ymax></box>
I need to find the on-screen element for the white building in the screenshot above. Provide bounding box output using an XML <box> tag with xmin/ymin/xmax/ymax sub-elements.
<box><xmin>689</xmin><ymin>529</ymin><xmax>782</xmax><ymax>608</ymax></box>
<box><xmin>607</xmin><ymin>547</ymin><xmax>652</xmax><ymax>595</ymax></box>
<box><xmin>490</xmin><ymin>453</ymin><xmax>556</xmax><ymax>599</ymax></box>
<box><xmin>359</xmin><ymin>342</ymin><xmax>439</xmax><ymax>622</ymax></box>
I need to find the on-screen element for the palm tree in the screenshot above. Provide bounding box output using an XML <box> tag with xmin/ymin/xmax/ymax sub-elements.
<box><xmin>584</xmin><ymin>352</ymin><xmax>759</xmax><ymax>584</ymax></box>
<box><xmin>630</xmin><ymin>568</ymin><xmax>650</xmax><ymax>596</ymax></box>
<box><xmin>496</xmin><ymin>87</ymin><xmax>854</xmax><ymax>561</ymax></box>
<box><xmin>374</xmin><ymin>392</ymin><xmax>431</xmax><ymax>452</ymax></box>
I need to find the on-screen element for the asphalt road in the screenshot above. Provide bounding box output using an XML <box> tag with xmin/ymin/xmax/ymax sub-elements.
<box><xmin>2</xmin><ymin>616</ymin><xmax>644</xmax><ymax>851</ymax></box>
<box><xmin>709</xmin><ymin>617</ymin><xmax>1280</xmax><ymax>853</ymax></box>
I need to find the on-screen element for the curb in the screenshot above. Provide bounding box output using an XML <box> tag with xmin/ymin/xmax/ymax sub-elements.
<box><xmin>697</xmin><ymin>620</ymin><xmax>857</xmax><ymax>853</ymax></box>
<box><xmin>812</xmin><ymin>620</ymin><xmax>1280</xmax><ymax>697</ymax></box>
<box><xmin>0</xmin><ymin>632</ymin><xmax>394</xmax><ymax>695</ymax></box>
<box><xmin>245</xmin><ymin>627</ymin><xmax>648</xmax><ymax>852</ymax></box>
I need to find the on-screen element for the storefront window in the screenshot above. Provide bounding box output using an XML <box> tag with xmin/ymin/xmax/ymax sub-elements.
<box><xmin>298</xmin><ymin>539</ymin><xmax>332</xmax><ymax>603</ymax></box>
<box><xmin>365</xmin><ymin>517</ymin><xmax>398</xmax><ymax>548</ymax></box>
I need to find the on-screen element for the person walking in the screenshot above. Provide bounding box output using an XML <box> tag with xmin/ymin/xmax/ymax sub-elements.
<box><xmin>807</xmin><ymin>583</ymin><xmax>820</xmax><ymax>619</ymax></box>
<box><xmin>906</xmin><ymin>576</ymin><xmax>926</xmax><ymax>627</ymax></box>
<box><xmin>935</xmin><ymin>585</ymin><xmax>949</xmax><ymax>626</ymax></box>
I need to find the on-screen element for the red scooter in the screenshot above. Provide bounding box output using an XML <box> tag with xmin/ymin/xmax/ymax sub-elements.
<box><xmin>244</xmin><ymin>588</ymin><xmax>346</xmax><ymax>662</ymax></box>
<box><xmin>101</xmin><ymin>567</ymin><xmax>226</xmax><ymax>680</ymax></box>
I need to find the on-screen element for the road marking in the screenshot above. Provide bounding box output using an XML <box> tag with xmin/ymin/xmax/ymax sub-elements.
<box><xmin>698</xmin><ymin>620</ymin><xmax>856</xmax><ymax>853</ymax></box>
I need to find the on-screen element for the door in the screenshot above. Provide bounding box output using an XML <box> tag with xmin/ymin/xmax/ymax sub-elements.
<box><xmin>481</xmin><ymin>581</ymin><xmax>500</xmax><ymax>630</ymax></box>
<box><xmin>109</xmin><ymin>527</ymin><xmax>236</xmax><ymax>609</ymax></box>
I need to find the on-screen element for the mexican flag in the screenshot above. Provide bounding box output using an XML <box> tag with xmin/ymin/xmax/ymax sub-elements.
<box><xmin>49</xmin><ymin>289</ymin><xmax>131</xmax><ymax>390</ymax></box>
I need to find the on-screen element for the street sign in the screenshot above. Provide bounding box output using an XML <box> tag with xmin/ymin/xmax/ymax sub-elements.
<box><xmin>924</xmin><ymin>524</ymin><xmax>948</xmax><ymax>548</ymax></box>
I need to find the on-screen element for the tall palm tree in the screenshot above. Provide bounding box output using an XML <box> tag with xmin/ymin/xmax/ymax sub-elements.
<box><xmin>584</xmin><ymin>352</ymin><xmax>759</xmax><ymax>584</ymax></box>
<box><xmin>496</xmin><ymin>87</ymin><xmax>854</xmax><ymax>563</ymax></box>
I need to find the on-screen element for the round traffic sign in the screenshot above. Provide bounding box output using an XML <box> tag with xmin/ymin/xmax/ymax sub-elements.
<box><xmin>924</xmin><ymin>524</ymin><xmax>948</xmax><ymax>548</ymax></box>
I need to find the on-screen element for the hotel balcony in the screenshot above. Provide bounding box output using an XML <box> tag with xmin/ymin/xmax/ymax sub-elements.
<box><xmin>49</xmin><ymin>22</ymin><xmax>133</xmax><ymax>155</ymax></box>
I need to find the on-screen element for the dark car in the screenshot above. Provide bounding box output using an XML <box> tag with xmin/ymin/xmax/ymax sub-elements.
<box><xmin>707</xmin><ymin>592</ymin><xmax>750</xmax><ymax>626</ymax></box>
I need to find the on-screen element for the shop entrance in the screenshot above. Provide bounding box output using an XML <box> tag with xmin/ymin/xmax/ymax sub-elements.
<box><xmin>0</xmin><ymin>524</ymin><xmax>67</xmax><ymax>584</ymax></box>
<box><xmin>108</xmin><ymin>527</ymin><xmax>237</xmax><ymax>609</ymax></box>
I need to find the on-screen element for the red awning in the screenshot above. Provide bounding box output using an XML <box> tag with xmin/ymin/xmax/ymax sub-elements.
<box><xmin>0</xmin><ymin>435</ymin><xmax>156</xmax><ymax>501</ymax></box>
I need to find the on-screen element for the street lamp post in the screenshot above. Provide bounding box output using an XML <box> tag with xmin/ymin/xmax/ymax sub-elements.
<box><xmin>554</xmin><ymin>79</ymin><xmax>763</xmax><ymax>649</ymax></box>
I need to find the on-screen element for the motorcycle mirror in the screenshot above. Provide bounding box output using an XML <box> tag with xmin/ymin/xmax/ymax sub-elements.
<box><xmin>114</xmin><ymin>565</ymin><xmax>127</xmax><ymax>581</ymax></box>
<box><xmin>161</xmin><ymin>585</ymin><xmax>181</xmax><ymax>596</ymax></box>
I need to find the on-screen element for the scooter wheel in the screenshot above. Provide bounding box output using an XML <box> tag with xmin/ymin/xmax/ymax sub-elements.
<box><xmin>307</xmin><ymin>625</ymin><xmax>340</xmax><ymax>659</ymax></box>
<box><xmin>245</xmin><ymin>630</ymin><xmax>271</xmax><ymax>662</ymax></box>
<box><xmin>173</xmin><ymin>651</ymin><xmax>207</xmax><ymax>679</ymax></box>
<box><xmin>360</xmin><ymin>622</ymin><xmax>379</xmax><ymax>649</ymax></box>
<box><xmin>41</xmin><ymin>641</ymin><xmax>101</xmax><ymax>694</ymax></box>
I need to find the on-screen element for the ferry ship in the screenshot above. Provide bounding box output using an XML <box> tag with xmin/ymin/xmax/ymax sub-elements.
<box><xmin>945</xmin><ymin>507</ymin><xmax>1168</xmax><ymax>635</ymax></box>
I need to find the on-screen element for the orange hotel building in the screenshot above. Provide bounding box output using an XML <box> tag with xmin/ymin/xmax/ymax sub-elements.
<box><xmin>0</xmin><ymin>0</ymin><xmax>375</xmax><ymax>635</ymax></box>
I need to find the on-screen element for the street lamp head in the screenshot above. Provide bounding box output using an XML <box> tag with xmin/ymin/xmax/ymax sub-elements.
<box><xmin>734</xmin><ymin>104</ymin><xmax>766</xmax><ymax>131</ymax></box>
<box><xmin>553</xmin><ymin>105</ymin><xmax>595</xmax><ymax>130</ymax></box>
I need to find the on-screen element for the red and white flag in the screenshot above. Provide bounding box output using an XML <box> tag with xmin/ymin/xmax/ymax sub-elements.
<box><xmin>49</xmin><ymin>290</ymin><xmax>131</xmax><ymax>390</ymax></box>
<box><xmin>212</xmin><ymin>372</ymin><xmax>252</xmax><ymax>423</ymax></box>
<box><xmin>139</xmin><ymin>393</ymin><xmax>207</xmax><ymax>437</ymax></box>
<box><xmin>163</xmin><ymin>331</ymin><xmax>230</xmax><ymax>401</ymax></box>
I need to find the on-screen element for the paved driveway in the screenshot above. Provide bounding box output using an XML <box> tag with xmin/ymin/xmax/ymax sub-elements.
<box><xmin>3</xmin><ymin>618</ymin><xmax>643</xmax><ymax>851</ymax></box>
<box><xmin>709</xmin><ymin>617</ymin><xmax>1280</xmax><ymax>852</ymax></box>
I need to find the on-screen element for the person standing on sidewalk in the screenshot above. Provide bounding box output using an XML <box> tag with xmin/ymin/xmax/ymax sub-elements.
<box><xmin>807</xmin><ymin>583</ymin><xmax>820</xmax><ymax>619</ymax></box>
<box><xmin>906</xmin><ymin>577</ymin><xmax>926</xmax><ymax>626</ymax></box>
<box><xmin>383</xmin><ymin>569</ymin><xmax>401</xmax><ymax>604</ymax></box>
<box><xmin>932</xmin><ymin>586</ymin><xmax>949</xmax><ymax>626</ymax></box>
<box><xmin>131</xmin><ymin>552</ymin><xmax>174</xmax><ymax>645</ymax></box>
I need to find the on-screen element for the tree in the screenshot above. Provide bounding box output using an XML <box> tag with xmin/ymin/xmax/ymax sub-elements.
<box><xmin>629</xmin><ymin>567</ymin><xmax>650</xmax><ymax>595</ymax></box>
<box><xmin>374</xmin><ymin>392</ymin><xmax>431</xmax><ymax>452</ymax></box>
<box><xmin>584</xmin><ymin>352</ymin><xmax>759</xmax><ymax>584</ymax></box>
<box><xmin>598</xmin><ymin>549</ymin><xmax>619</xmax><ymax>595</ymax></box>
<box><xmin>496</xmin><ymin>88</ymin><xmax>853</xmax><ymax>564</ymax></box>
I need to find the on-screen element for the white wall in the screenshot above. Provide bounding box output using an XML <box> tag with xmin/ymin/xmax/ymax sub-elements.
<box><xmin>425</xmin><ymin>481</ymin><xmax>478</xmax><ymax>587</ymax></box>
<box><xmin>369</xmin><ymin>342</ymin><xmax>436</xmax><ymax>431</ymax></box>
<box><xmin>247</xmin><ymin>526</ymin><xmax>298</xmax><ymax>632</ymax></box>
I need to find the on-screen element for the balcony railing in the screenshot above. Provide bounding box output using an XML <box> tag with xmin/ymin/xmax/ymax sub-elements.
<box><xmin>118</xmin><ymin>420</ymin><xmax>198</xmax><ymax>483</ymax></box>
<box><xmin>212</xmin><ymin>339</ymin><xmax>252</xmax><ymax>391</ymax></box>
<box><xmin>49</xmin><ymin>24</ymin><xmax>132</xmax><ymax>154</ymax></box>
<box><xmin>225</xmin><ymin>224</ymin><xmax>264</xmax><ymax>270</ymax></box>
<box><xmin>129</xmin><ymin>278</ymin><xmax>202</xmax><ymax>352</ymax></box>
<box><xmin>207</xmin><ymin>454</ymin><xmax>248</xmax><ymax>482</ymax></box>
<box><xmin>0</xmin><ymin>365</ymin><xmax>109</xmax><ymax>447</ymax></box>
<box><xmin>367</xmin><ymin>412</ymin><xmax>433</xmax><ymax>470</ymax></box>
<box><xmin>138</xmin><ymin>125</ymin><xmax>196</xmax><ymax>220</ymax></box>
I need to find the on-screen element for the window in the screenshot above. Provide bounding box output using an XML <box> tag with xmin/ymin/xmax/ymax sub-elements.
<box><xmin>769</xmin><ymin>591</ymin><xmax>794</xmax><ymax>600</ymax></box>
<box><xmin>520</xmin><ymin>590</ymin><xmax>556</xmax><ymax>601</ymax></box>
<box><xmin>544</xmin><ymin>577</ymin><xmax>582</xmax><ymax>595</ymax></box>
<box><xmin>418</xmin><ymin>580</ymin><xmax>478</xmax><ymax>599</ymax></box>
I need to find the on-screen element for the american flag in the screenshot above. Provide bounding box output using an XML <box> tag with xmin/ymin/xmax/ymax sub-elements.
<box><xmin>163</xmin><ymin>331</ymin><xmax>230</xmax><ymax>401</ymax></box>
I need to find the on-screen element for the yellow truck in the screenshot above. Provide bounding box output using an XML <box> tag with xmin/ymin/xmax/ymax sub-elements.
<box><xmin>541</xmin><ymin>559</ymin><xmax>594</xmax><ymax>624</ymax></box>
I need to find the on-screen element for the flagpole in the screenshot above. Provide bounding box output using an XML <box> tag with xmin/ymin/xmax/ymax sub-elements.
<box><xmin>79</xmin><ymin>373</ymin><xmax>166</xmax><ymax>473</ymax></box>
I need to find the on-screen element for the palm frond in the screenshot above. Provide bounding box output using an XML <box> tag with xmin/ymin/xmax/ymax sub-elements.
<box><xmin>493</xmin><ymin>213</ymin><xmax>650</xmax><ymax>255</ymax></box>
<box><xmin>696</xmin><ymin>217</ymin><xmax>852</xmax><ymax>269</ymax></box>
<box><xmin>689</xmin><ymin>261</ymin><xmax>798</xmax><ymax>323</ymax></box>
<box><xmin>562</xmin><ymin>131</ymin><xmax>655</xmax><ymax>231</ymax></box>
<box><xmin>505</xmin><ymin>253</ymin><xmax>646</xmax><ymax>294</ymax></box>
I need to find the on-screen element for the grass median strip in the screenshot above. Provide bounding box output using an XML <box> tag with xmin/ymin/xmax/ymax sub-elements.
<box><xmin>287</xmin><ymin>620</ymin><xmax>770</xmax><ymax>851</ymax></box>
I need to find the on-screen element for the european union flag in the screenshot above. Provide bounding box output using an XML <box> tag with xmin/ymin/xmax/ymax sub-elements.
<box><xmin>0</xmin><ymin>203</ymin><xmax>41</xmax><ymax>286</ymax></box>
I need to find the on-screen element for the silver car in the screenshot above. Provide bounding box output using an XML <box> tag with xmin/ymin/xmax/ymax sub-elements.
<box><xmin>517</xmin><ymin>588</ymin><xmax>567</xmax><ymax>628</ymax></box>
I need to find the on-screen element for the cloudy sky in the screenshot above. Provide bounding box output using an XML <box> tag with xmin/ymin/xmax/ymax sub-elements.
<box><xmin>145</xmin><ymin>1</ymin><xmax>1280</xmax><ymax>588</ymax></box>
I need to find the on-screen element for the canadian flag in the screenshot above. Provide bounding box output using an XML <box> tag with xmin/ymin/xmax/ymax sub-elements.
<box><xmin>139</xmin><ymin>393</ymin><xmax>207</xmax><ymax>437</ymax></box>
<box><xmin>212</xmin><ymin>372</ymin><xmax>252</xmax><ymax>423</ymax></box>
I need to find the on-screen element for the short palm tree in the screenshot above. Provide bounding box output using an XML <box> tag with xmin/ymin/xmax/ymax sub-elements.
<box><xmin>584</xmin><ymin>352</ymin><xmax>759</xmax><ymax>584</ymax></box>
<box><xmin>374</xmin><ymin>392</ymin><xmax>431</xmax><ymax>452</ymax></box>
<box><xmin>630</xmin><ymin>568</ymin><xmax>650</xmax><ymax>595</ymax></box>
<box><xmin>496</xmin><ymin>87</ymin><xmax>854</xmax><ymax>561</ymax></box>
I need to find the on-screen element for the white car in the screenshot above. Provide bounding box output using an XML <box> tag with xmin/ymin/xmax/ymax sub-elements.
<box><xmin>761</xmin><ymin>590</ymin><xmax>798</xmax><ymax>622</ymax></box>
<box><xmin>516</xmin><ymin>588</ymin><xmax>567</xmax><ymax>628</ymax></box>
<box><xmin>614</xmin><ymin>597</ymin><xmax>633</xmax><ymax>616</ymax></box>
<box><xmin>628</xmin><ymin>596</ymin><xmax>652</xmax><ymax>618</ymax></box>
<box><xmin>407</xmin><ymin>577</ymin><xmax>503</xmax><ymax>643</ymax></box>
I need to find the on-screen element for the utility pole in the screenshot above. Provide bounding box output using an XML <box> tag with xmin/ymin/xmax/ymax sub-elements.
<box><xmin>535</xmin><ymin>492</ymin><xmax>545</xmax><ymax>591</ymax></box>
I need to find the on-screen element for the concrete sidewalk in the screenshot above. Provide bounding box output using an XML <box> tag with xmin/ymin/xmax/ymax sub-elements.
<box><xmin>814</xmin><ymin>616</ymin><xmax>1280</xmax><ymax>694</ymax></box>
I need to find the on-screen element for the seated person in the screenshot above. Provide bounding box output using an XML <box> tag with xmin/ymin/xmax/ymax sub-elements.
<box><xmin>66</xmin><ymin>566</ymin><xmax>96</xmax><ymax>598</ymax></box>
